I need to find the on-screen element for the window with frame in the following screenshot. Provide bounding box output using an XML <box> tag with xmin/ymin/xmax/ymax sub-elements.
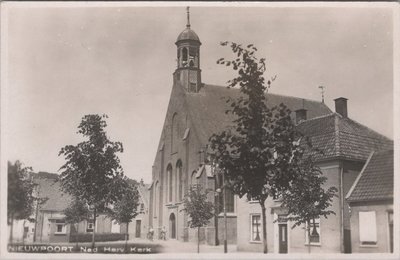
<box><xmin>86</xmin><ymin>220</ymin><xmax>94</xmax><ymax>233</ymax></box>
<box><xmin>359</xmin><ymin>211</ymin><xmax>377</xmax><ymax>245</ymax></box>
<box><xmin>140</xmin><ymin>203</ymin><xmax>144</xmax><ymax>212</ymax></box>
<box><xmin>305</xmin><ymin>218</ymin><xmax>320</xmax><ymax>245</ymax></box>
<box><xmin>250</xmin><ymin>214</ymin><xmax>261</xmax><ymax>242</ymax></box>
<box><xmin>55</xmin><ymin>219</ymin><xmax>66</xmax><ymax>234</ymax></box>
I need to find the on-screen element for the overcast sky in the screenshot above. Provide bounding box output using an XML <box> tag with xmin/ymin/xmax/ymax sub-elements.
<box><xmin>3</xmin><ymin>3</ymin><xmax>395</xmax><ymax>183</ymax></box>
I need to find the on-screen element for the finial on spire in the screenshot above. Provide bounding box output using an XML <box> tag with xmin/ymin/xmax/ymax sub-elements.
<box><xmin>186</xmin><ymin>6</ymin><xmax>190</xmax><ymax>29</ymax></box>
<box><xmin>319</xmin><ymin>86</ymin><xmax>325</xmax><ymax>103</ymax></box>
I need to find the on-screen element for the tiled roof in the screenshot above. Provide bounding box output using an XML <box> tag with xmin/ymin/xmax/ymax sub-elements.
<box><xmin>183</xmin><ymin>84</ymin><xmax>392</xmax><ymax>162</ymax></box>
<box><xmin>297</xmin><ymin>113</ymin><xmax>393</xmax><ymax>161</ymax></box>
<box><xmin>346</xmin><ymin>150</ymin><xmax>394</xmax><ymax>202</ymax></box>
<box><xmin>32</xmin><ymin>172</ymin><xmax>72</xmax><ymax>212</ymax></box>
<box><xmin>185</xmin><ymin>84</ymin><xmax>333</xmax><ymax>145</ymax></box>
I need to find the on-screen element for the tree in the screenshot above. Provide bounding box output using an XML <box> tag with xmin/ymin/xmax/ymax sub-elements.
<box><xmin>7</xmin><ymin>160</ymin><xmax>35</xmax><ymax>243</ymax></box>
<box><xmin>64</xmin><ymin>199</ymin><xmax>91</xmax><ymax>249</ymax></box>
<box><xmin>182</xmin><ymin>185</ymin><xmax>214</xmax><ymax>253</ymax></box>
<box><xmin>279</xmin><ymin>157</ymin><xmax>337</xmax><ymax>253</ymax></box>
<box><xmin>107</xmin><ymin>178</ymin><xmax>140</xmax><ymax>252</ymax></box>
<box><xmin>58</xmin><ymin>114</ymin><xmax>126</xmax><ymax>250</ymax></box>
<box><xmin>209</xmin><ymin>42</ymin><xmax>305</xmax><ymax>253</ymax></box>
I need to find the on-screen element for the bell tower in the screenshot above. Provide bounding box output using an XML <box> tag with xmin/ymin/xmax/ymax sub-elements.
<box><xmin>173</xmin><ymin>7</ymin><xmax>202</xmax><ymax>93</ymax></box>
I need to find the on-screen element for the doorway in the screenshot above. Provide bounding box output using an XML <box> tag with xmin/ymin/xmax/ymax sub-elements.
<box><xmin>279</xmin><ymin>224</ymin><xmax>288</xmax><ymax>253</ymax></box>
<box><xmin>169</xmin><ymin>213</ymin><xmax>176</xmax><ymax>239</ymax></box>
<box><xmin>135</xmin><ymin>220</ymin><xmax>141</xmax><ymax>238</ymax></box>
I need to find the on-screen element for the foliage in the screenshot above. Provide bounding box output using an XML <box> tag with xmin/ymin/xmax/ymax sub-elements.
<box><xmin>280</xmin><ymin>156</ymin><xmax>338</xmax><ymax>229</ymax></box>
<box><xmin>58</xmin><ymin>114</ymin><xmax>126</xmax><ymax>247</ymax></box>
<box><xmin>210</xmin><ymin>42</ymin><xmax>305</xmax><ymax>253</ymax></box>
<box><xmin>107</xmin><ymin>179</ymin><xmax>140</xmax><ymax>225</ymax></box>
<box><xmin>59</xmin><ymin>114</ymin><xmax>125</xmax><ymax>213</ymax></box>
<box><xmin>7</xmin><ymin>160</ymin><xmax>36</xmax><ymax>224</ymax></box>
<box><xmin>64</xmin><ymin>199</ymin><xmax>91</xmax><ymax>226</ymax></box>
<box><xmin>69</xmin><ymin>233</ymin><xmax>125</xmax><ymax>243</ymax></box>
<box><xmin>182</xmin><ymin>185</ymin><xmax>214</xmax><ymax>229</ymax></box>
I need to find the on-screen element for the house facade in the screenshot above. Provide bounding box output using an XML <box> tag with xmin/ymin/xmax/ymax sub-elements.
<box><xmin>346</xmin><ymin>150</ymin><xmax>394</xmax><ymax>253</ymax></box>
<box><xmin>30</xmin><ymin>172</ymin><xmax>148</xmax><ymax>243</ymax></box>
<box><xmin>236</xmin><ymin>103</ymin><xmax>393</xmax><ymax>253</ymax></box>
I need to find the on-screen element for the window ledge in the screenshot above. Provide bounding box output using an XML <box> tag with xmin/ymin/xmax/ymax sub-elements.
<box><xmin>218</xmin><ymin>213</ymin><xmax>236</xmax><ymax>217</ymax></box>
<box><xmin>360</xmin><ymin>244</ymin><xmax>378</xmax><ymax>248</ymax></box>
<box><xmin>249</xmin><ymin>241</ymin><xmax>262</xmax><ymax>244</ymax></box>
<box><xmin>249</xmin><ymin>200</ymin><xmax>259</xmax><ymax>204</ymax></box>
<box><xmin>54</xmin><ymin>233</ymin><xmax>67</xmax><ymax>236</ymax></box>
<box><xmin>304</xmin><ymin>243</ymin><xmax>321</xmax><ymax>247</ymax></box>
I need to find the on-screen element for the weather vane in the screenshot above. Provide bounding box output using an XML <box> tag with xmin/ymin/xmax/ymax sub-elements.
<box><xmin>186</xmin><ymin>6</ymin><xmax>190</xmax><ymax>29</ymax></box>
<box><xmin>318</xmin><ymin>86</ymin><xmax>325</xmax><ymax>103</ymax></box>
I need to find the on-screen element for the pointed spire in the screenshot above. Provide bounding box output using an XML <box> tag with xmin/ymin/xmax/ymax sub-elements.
<box><xmin>186</xmin><ymin>6</ymin><xmax>190</xmax><ymax>29</ymax></box>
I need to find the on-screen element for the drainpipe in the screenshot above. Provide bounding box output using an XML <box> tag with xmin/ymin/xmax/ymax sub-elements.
<box><xmin>339</xmin><ymin>164</ymin><xmax>344</xmax><ymax>253</ymax></box>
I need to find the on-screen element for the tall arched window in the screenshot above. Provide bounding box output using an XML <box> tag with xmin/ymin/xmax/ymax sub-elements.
<box><xmin>167</xmin><ymin>165</ymin><xmax>173</xmax><ymax>202</ymax></box>
<box><xmin>176</xmin><ymin>160</ymin><xmax>183</xmax><ymax>201</ymax></box>
<box><xmin>154</xmin><ymin>181</ymin><xmax>159</xmax><ymax>217</ymax></box>
<box><xmin>171</xmin><ymin>113</ymin><xmax>179</xmax><ymax>153</ymax></box>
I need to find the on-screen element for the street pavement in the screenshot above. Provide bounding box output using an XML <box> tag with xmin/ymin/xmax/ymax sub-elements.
<box><xmin>130</xmin><ymin>238</ymin><xmax>238</xmax><ymax>254</ymax></box>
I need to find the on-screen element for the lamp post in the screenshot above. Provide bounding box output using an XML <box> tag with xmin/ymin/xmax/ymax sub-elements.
<box><xmin>206</xmin><ymin>146</ymin><xmax>227</xmax><ymax>253</ymax></box>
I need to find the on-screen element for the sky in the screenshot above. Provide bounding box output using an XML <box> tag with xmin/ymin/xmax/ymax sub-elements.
<box><xmin>2</xmin><ymin>3</ymin><xmax>395</xmax><ymax>183</ymax></box>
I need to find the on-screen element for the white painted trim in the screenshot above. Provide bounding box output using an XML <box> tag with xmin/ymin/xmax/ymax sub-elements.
<box><xmin>345</xmin><ymin>151</ymin><xmax>375</xmax><ymax>200</ymax></box>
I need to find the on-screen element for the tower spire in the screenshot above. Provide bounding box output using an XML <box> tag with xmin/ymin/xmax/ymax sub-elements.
<box><xmin>186</xmin><ymin>6</ymin><xmax>190</xmax><ymax>29</ymax></box>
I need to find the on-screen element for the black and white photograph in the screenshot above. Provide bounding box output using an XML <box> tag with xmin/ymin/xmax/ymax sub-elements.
<box><xmin>1</xmin><ymin>2</ymin><xmax>398</xmax><ymax>258</ymax></box>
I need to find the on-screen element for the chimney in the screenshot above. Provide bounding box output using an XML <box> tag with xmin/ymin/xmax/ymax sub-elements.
<box><xmin>140</xmin><ymin>178</ymin><xmax>144</xmax><ymax>186</ymax></box>
<box><xmin>334</xmin><ymin>97</ymin><xmax>348</xmax><ymax>117</ymax></box>
<box><xmin>295</xmin><ymin>109</ymin><xmax>307</xmax><ymax>124</ymax></box>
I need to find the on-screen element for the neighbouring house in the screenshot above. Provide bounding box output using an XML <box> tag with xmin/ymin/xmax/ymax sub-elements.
<box><xmin>148</xmin><ymin>10</ymin><xmax>393</xmax><ymax>252</ymax></box>
<box><xmin>28</xmin><ymin>172</ymin><xmax>147</xmax><ymax>243</ymax></box>
<box><xmin>236</xmin><ymin>102</ymin><xmax>393</xmax><ymax>253</ymax></box>
<box><xmin>120</xmin><ymin>179</ymin><xmax>150</xmax><ymax>240</ymax></box>
<box><xmin>346</xmin><ymin>150</ymin><xmax>394</xmax><ymax>253</ymax></box>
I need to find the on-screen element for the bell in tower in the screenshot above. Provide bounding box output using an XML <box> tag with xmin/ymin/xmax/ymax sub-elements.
<box><xmin>173</xmin><ymin>7</ymin><xmax>202</xmax><ymax>93</ymax></box>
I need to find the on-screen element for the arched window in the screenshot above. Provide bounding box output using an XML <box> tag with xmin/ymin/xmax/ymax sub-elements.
<box><xmin>176</xmin><ymin>160</ymin><xmax>183</xmax><ymax>201</ymax></box>
<box><xmin>171</xmin><ymin>113</ymin><xmax>179</xmax><ymax>153</ymax></box>
<box><xmin>217</xmin><ymin>174</ymin><xmax>235</xmax><ymax>213</ymax></box>
<box><xmin>182</xmin><ymin>48</ymin><xmax>188</xmax><ymax>67</ymax></box>
<box><xmin>167</xmin><ymin>165</ymin><xmax>173</xmax><ymax>202</ymax></box>
<box><xmin>154</xmin><ymin>181</ymin><xmax>159</xmax><ymax>217</ymax></box>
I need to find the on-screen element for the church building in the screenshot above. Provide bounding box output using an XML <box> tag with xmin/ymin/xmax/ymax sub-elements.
<box><xmin>148</xmin><ymin>8</ymin><xmax>393</xmax><ymax>252</ymax></box>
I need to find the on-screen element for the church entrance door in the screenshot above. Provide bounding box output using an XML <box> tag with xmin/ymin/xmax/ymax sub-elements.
<box><xmin>169</xmin><ymin>213</ymin><xmax>176</xmax><ymax>239</ymax></box>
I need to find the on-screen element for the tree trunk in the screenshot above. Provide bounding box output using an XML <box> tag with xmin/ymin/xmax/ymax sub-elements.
<box><xmin>197</xmin><ymin>227</ymin><xmax>200</xmax><ymax>254</ymax></box>
<box><xmin>91</xmin><ymin>208</ymin><xmax>96</xmax><ymax>251</ymax></box>
<box><xmin>260</xmin><ymin>199</ymin><xmax>268</xmax><ymax>254</ymax></box>
<box><xmin>76</xmin><ymin>223</ymin><xmax>79</xmax><ymax>250</ymax></box>
<box><xmin>307</xmin><ymin>220</ymin><xmax>311</xmax><ymax>254</ymax></box>
<box><xmin>9</xmin><ymin>213</ymin><xmax>14</xmax><ymax>244</ymax></box>
<box><xmin>125</xmin><ymin>222</ymin><xmax>129</xmax><ymax>253</ymax></box>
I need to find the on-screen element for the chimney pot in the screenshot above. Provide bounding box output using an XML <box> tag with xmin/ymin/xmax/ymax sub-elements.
<box><xmin>334</xmin><ymin>97</ymin><xmax>348</xmax><ymax>117</ymax></box>
<box><xmin>295</xmin><ymin>109</ymin><xmax>307</xmax><ymax>124</ymax></box>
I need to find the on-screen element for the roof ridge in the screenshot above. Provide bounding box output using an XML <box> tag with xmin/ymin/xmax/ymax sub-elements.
<box><xmin>343</xmin><ymin>117</ymin><xmax>393</xmax><ymax>141</ymax></box>
<box><xmin>202</xmin><ymin>83</ymin><xmax>330</xmax><ymax>104</ymax></box>
<box><xmin>297</xmin><ymin>112</ymin><xmax>336</xmax><ymax>125</ymax></box>
<box><xmin>345</xmin><ymin>151</ymin><xmax>375</xmax><ymax>201</ymax></box>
